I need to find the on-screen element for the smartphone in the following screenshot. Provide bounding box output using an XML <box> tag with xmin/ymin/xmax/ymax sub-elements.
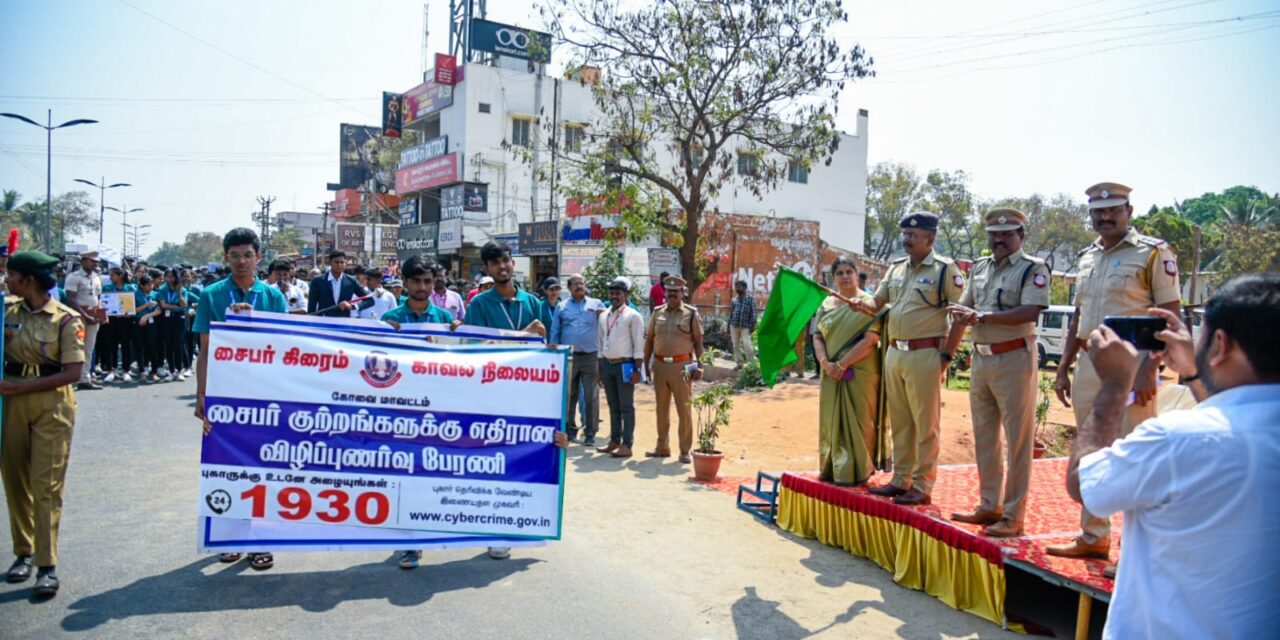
<box><xmin>1103</xmin><ymin>316</ymin><xmax>1166</xmax><ymax>351</ymax></box>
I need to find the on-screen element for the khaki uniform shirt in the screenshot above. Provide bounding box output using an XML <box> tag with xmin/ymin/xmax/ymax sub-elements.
<box><xmin>64</xmin><ymin>269</ymin><xmax>102</xmax><ymax>308</ymax></box>
<box><xmin>959</xmin><ymin>249</ymin><xmax>1051</xmax><ymax>343</ymax></box>
<box><xmin>647</xmin><ymin>302</ymin><xmax>701</xmax><ymax>357</ymax></box>
<box><xmin>874</xmin><ymin>252</ymin><xmax>966</xmax><ymax>341</ymax></box>
<box><xmin>1073</xmin><ymin>229</ymin><xmax>1180</xmax><ymax>339</ymax></box>
<box><xmin>4</xmin><ymin>295</ymin><xmax>86</xmax><ymax>367</ymax></box>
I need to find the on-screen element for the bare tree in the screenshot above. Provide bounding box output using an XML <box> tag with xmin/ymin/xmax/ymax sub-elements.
<box><xmin>539</xmin><ymin>0</ymin><xmax>874</xmax><ymax>292</ymax></box>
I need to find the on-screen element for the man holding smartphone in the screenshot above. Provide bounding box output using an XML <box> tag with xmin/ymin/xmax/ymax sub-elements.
<box><xmin>1049</xmin><ymin>182</ymin><xmax>1181</xmax><ymax>567</ymax></box>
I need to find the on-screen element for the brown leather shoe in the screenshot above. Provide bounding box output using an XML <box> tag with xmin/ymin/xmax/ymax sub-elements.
<box><xmin>611</xmin><ymin>445</ymin><xmax>633</xmax><ymax>458</ymax></box>
<box><xmin>950</xmin><ymin>508</ymin><xmax>1003</xmax><ymax>526</ymax></box>
<box><xmin>868</xmin><ymin>483</ymin><xmax>908</xmax><ymax>498</ymax></box>
<box><xmin>985</xmin><ymin>519</ymin><xmax>1024</xmax><ymax>538</ymax></box>
<box><xmin>893</xmin><ymin>488</ymin><xmax>932</xmax><ymax>505</ymax></box>
<box><xmin>1045</xmin><ymin>537</ymin><xmax>1110</xmax><ymax>559</ymax></box>
<box><xmin>1103</xmin><ymin>562</ymin><xmax>1117</xmax><ymax>579</ymax></box>
<box><xmin>644</xmin><ymin>449</ymin><xmax>671</xmax><ymax>458</ymax></box>
<box><xmin>596</xmin><ymin>442</ymin><xmax>620</xmax><ymax>454</ymax></box>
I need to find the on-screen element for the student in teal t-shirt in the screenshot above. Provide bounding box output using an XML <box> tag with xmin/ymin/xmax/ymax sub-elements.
<box><xmin>381</xmin><ymin>257</ymin><xmax>460</xmax><ymax>330</ymax></box>
<box><xmin>100</xmin><ymin>266</ymin><xmax>139</xmax><ymax>381</ymax></box>
<box><xmin>193</xmin><ymin>227</ymin><xmax>287</xmax><ymax>573</ymax></box>
<box><xmin>464</xmin><ymin>240</ymin><xmax>546</xmax><ymax>337</ymax></box>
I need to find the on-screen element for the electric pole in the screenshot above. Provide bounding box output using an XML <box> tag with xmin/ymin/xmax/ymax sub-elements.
<box><xmin>255</xmin><ymin>195</ymin><xmax>277</xmax><ymax>260</ymax></box>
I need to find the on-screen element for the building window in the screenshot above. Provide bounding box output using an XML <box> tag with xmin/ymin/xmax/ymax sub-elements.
<box><xmin>682</xmin><ymin>144</ymin><xmax>705</xmax><ymax>168</ymax></box>
<box><xmin>511</xmin><ymin>117</ymin><xmax>533</xmax><ymax>147</ymax></box>
<box><xmin>787</xmin><ymin>160</ymin><xmax>809</xmax><ymax>184</ymax></box>
<box><xmin>737</xmin><ymin>152</ymin><xmax>760</xmax><ymax>178</ymax></box>
<box><xmin>479</xmin><ymin>102</ymin><xmax>491</xmax><ymax>113</ymax></box>
<box><xmin>563</xmin><ymin>124</ymin><xmax>585</xmax><ymax>153</ymax></box>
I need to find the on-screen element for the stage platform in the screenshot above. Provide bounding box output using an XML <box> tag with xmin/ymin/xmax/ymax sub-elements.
<box><xmin>772</xmin><ymin>458</ymin><xmax>1118</xmax><ymax>636</ymax></box>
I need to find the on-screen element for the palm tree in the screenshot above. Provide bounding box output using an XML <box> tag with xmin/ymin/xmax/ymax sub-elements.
<box><xmin>1218</xmin><ymin>196</ymin><xmax>1279</xmax><ymax>228</ymax></box>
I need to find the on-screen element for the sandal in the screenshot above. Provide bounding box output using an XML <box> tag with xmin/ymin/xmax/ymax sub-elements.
<box><xmin>399</xmin><ymin>550</ymin><xmax>420</xmax><ymax>569</ymax></box>
<box><xmin>218</xmin><ymin>553</ymin><xmax>243</xmax><ymax>563</ymax></box>
<box><xmin>249</xmin><ymin>553</ymin><xmax>274</xmax><ymax>570</ymax></box>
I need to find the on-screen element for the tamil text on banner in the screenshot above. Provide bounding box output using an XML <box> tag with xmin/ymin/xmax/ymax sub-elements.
<box><xmin>197</xmin><ymin>313</ymin><xmax>566</xmax><ymax>551</ymax></box>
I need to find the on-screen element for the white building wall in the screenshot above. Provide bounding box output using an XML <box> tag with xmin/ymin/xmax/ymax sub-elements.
<box><xmin>429</xmin><ymin>63</ymin><xmax>869</xmax><ymax>254</ymax></box>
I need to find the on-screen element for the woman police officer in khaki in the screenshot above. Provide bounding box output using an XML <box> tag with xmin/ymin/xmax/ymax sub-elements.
<box><xmin>1</xmin><ymin>251</ymin><xmax>85</xmax><ymax>598</ymax></box>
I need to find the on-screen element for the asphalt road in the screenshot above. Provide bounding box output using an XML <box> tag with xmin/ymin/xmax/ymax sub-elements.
<box><xmin>0</xmin><ymin>378</ymin><xmax>1085</xmax><ymax>639</ymax></box>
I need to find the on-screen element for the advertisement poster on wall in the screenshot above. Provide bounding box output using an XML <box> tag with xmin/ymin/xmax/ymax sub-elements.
<box><xmin>518</xmin><ymin>221</ymin><xmax>558</xmax><ymax>256</ymax></box>
<box><xmin>338</xmin><ymin>124</ymin><xmax>393</xmax><ymax>192</ymax></box>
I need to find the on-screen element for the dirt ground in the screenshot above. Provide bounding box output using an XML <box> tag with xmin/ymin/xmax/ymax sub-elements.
<box><xmin>613</xmin><ymin>372</ymin><xmax>1077</xmax><ymax>478</ymax></box>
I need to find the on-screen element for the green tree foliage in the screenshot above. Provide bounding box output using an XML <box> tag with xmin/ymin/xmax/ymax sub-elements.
<box><xmin>581</xmin><ymin>240</ymin><xmax>624</xmax><ymax>300</ymax></box>
<box><xmin>923</xmin><ymin>169</ymin><xmax>981</xmax><ymax>260</ymax></box>
<box><xmin>5</xmin><ymin>190</ymin><xmax>99</xmax><ymax>251</ymax></box>
<box><xmin>1133</xmin><ymin>208</ymin><xmax>1217</xmax><ymax>273</ymax></box>
<box><xmin>1002</xmin><ymin>193</ymin><xmax>1094</xmax><ymax>272</ymax></box>
<box><xmin>541</xmin><ymin>0</ymin><xmax>874</xmax><ymax>293</ymax></box>
<box><xmin>866</xmin><ymin>162</ymin><xmax>921</xmax><ymax>261</ymax></box>
<box><xmin>0</xmin><ymin>189</ymin><xmax>37</xmax><ymax>250</ymax></box>
<box><xmin>147</xmin><ymin>241</ymin><xmax>183</xmax><ymax>266</ymax></box>
<box><xmin>1178</xmin><ymin>185</ymin><xmax>1272</xmax><ymax>225</ymax></box>
<box><xmin>178</xmin><ymin>232</ymin><xmax>225</xmax><ymax>265</ymax></box>
<box><xmin>270</xmin><ymin>227</ymin><xmax>306</xmax><ymax>255</ymax></box>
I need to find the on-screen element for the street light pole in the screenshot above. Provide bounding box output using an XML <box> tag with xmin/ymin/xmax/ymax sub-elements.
<box><xmin>106</xmin><ymin>205</ymin><xmax>144</xmax><ymax>257</ymax></box>
<box><xmin>74</xmin><ymin>177</ymin><xmax>131</xmax><ymax>244</ymax></box>
<box><xmin>0</xmin><ymin>110</ymin><xmax>98</xmax><ymax>251</ymax></box>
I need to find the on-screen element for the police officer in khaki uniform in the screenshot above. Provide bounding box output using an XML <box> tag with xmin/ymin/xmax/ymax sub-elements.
<box><xmin>1</xmin><ymin>251</ymin><xmax>86</xmax><ymax>598</ymax></box>
<box><xmin>1048</xmin><ymin>182</ymin><xmax>1180</xmax><ymax>565</ymax></box>
<box><xmin>947</xmin><ymin>209</ymin><xmax>1050</xmax><ymax>537</ymax></box>
<box><xmin>643</xmin><ymin>275</ymin><xmax>704</xmax><ymax>463</ymax></box>
<box><xmin>851</xmin><ymin>212</ymin><xmax>966</xmax><ymax>505</ymax></box>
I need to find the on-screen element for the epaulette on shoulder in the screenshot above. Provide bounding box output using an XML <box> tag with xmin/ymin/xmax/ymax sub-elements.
<box><xmin>1075</xmin><ymin>245</ymin><xmax>1095</xmax><ymax>258</ymax></box>
<box><xmin>1021</xmin><ymin>253</ymin><xmax>1046</xmax><ymax>265</ymax></box>
<box><xmin>891</xmin><ymin>256</ymin><xmax>909</xmax><ymax>264</ymax></box>
<box><xmin>1134</xmin><ymin>234</ymin><xmax>1166</xmax><ymax>248</ymax></box>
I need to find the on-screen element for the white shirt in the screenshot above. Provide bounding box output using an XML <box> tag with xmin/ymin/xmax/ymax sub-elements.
<box><xmin>1079</xmin><ymin>384</ymin><xmax>1280</xmax><ymax>640</ymax></box>
<box><xmin>327</xmin><ymin>271</ymin><xmax>344</xmax><ymax>307</ymax></box>
<box><xmin>358</xmin><ymin>288</ymin><xmax>398</xmax><ymax>320</ymax></box>
<box><xmin>431</xmin><ymin>289</ymin><xmax>466</xmax><ymax>321</ymax></box>
<box><xmin>271</xmin><ymin>280</ymin><xmax>306</xmax><ymax>313</ymax></box>
<box><xmin>598</xmin><ymin>304</ymin><xmax>645</xmax><ymax>361</ymax></box>
<box><xmin>65</xmin><ymin>268</ymin><xmax>102</xmax><ymax>307</ymax></box>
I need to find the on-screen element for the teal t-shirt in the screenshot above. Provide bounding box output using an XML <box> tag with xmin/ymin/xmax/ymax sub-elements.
<box><xmin>381</xmin><ymin>301</ymin><xmax>453</xmax><ymax>325</ymax></box>
<box><xmin>192</xmin><ymin>277</ymin><xmax>287</xmax><ymax>334</ymax></box>
<box><xmin>135</xmin><ymin>288</ymin><xmax>158</xmax><ymax>316</ymax></box>
<box><xmin>464</xmin><ymin>288</ymin><xmax>544</xmax><ymax>331</ymax></box>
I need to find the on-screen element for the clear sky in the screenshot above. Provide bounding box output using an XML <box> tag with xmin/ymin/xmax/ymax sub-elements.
<box><xmin>1</xmin><ymin>0</ymin><xmax>1277</xmax><ymax>255</ymax></box>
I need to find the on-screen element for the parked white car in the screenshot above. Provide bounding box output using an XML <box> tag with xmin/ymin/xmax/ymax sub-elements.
<box><xmin>1035</xmin><ymin>305</ymin><xmax>1076</xmax><ymax>368</ymax></box>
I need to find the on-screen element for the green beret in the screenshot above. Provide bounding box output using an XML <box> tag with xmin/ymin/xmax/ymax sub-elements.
<box><xmin>7</xmin><ymin>251</ymin><xmax>60</xmax><ymax>276</ymax></box>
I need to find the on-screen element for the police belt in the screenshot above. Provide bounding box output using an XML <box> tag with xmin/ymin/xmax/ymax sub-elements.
<box><xmin>974</xmin><ymin>337</ymin><xmax>1028</xmax><ymax>357</ymax></box>
<box><xmin>655</xmin><ymin>353</ymin><xmax>693</xmax><ymax>363</ymax></box>
<box><xmin>4</xmin><ymin>362</ymin><xmax>64</xmax><ymax>378</ymax></box>
<box><xmin>890</xmin><ymin>337</ymin><xmax>941</xmax><ymax>351</ymax></box>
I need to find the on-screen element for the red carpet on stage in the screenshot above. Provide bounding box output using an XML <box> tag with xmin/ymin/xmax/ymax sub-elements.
<box><xmin>776</xmin><ymin>457</ymin><xmax>1119</xmax><ymax>629</ymax></box>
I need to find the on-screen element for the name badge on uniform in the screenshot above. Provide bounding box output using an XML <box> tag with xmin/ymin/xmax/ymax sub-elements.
<box><xmin>917</xmin><ymin>277</ymin><xmax>935</xmax><ymax>285</ymax></box>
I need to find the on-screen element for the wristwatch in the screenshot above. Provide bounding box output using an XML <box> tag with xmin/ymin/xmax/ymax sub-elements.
<box><xmin>940</xmin><ymin>353</ymin><xmax>954</xmax><ymax>362</ymax></box>
<box><xmin>976</xmin><ymin>311</ymin><xmax>987</xmax><ymax>324</ymax></box>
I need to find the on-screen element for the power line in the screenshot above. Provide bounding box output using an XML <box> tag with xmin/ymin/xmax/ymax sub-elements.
<box><xmin>0</xmin><ymin>142</ymin><xmax>44</xmax><ymax>178</ymax></box>
<box><xmin>0</xmin><ymin>95</ymin><xmax>375</xmax><ymax>104</ymax></box>
<box><xmin>112</xmin><ymin>0</ymin><xmax>375</xmax><ymax>119</ymax></box>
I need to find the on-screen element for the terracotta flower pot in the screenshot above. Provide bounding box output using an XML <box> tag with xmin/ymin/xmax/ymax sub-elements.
<box><xmin>691</xmin><ymin>450</ymin><xmax>723</xmax><ymax>481</ymax></box>
<box><xmin>1033</xmin><ymin>443</ymin><xmax>1047</xmax><ymax>459</ymax></box>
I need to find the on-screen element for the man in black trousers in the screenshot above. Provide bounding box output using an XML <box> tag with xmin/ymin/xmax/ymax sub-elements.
<box><xmin>308</xmin><ymin>250</ymin><xmax>373</xmax><ymax>317</ymax></box>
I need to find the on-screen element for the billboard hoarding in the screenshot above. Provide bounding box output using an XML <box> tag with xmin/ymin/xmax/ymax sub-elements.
<box><xmin>434</xmin><ymin>53</ymin><xmax>457</xmax><ymax>85</ymax></box>
<box><xmin>470</xmin><ymin>18</ymin><xmax>552</xmax><ymax>63</ymax></box>
<box><xmin>518</xmin><ymin>221</ymin><xmax>558</xmax><ymax>256</ymax></box>
<box><xmin>402</xmin><ymin>79</ymin><xmax>453</xmax><ymax>125</ymax></box>
<box><xmin>335</xmin><ymin>224</ymin><xmax>365</xmax><ymax>253</ymax></box>
<box><xmin>394</xmin><ymin>153</ymin><xmax>459</xmax><ymax>194</ymax></box>
<box><xmin>338</xmin><ymin>124</ymin><xmax>393</xmax><ymax>192</ymax></box>
<box><xmin>382</xmin><ymin>92</ymin><xmax>402</xmax><ymax>139</ymax></box>
<box><xmin>398</xmin><ymin>199</ymin><xmax>420</xmax><ymax>226</ymax></box>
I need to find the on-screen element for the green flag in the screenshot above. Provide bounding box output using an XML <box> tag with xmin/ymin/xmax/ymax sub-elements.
<box><xmin>756</xmin><ymin>266</ymin><xmax>830</xmax><ymax>386</ymax></box>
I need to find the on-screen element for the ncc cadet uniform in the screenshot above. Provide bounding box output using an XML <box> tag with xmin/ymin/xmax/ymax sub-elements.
<box><xmin>645</xmin><ymin>275</ymin><xmax>703</xmax><ymax>463</ymax></box>
<box><xmin>1048</xmin><ymin>182</ymin><xmax>1180</xmax><ymax>560</ymax></box>
<box><xmin>871</xmin><ymin>213</ymin><xmax>965</xmax><ymax>504</ymax></box>
<box><xmin>950</xmin><ymin>209</ymin><xmax>1050</xmax><ymax>537</ymax></box>
<box><xmin>1</xmin><ymin>251</ymin><xmax>85</xmax><ymax>595</ymax></box>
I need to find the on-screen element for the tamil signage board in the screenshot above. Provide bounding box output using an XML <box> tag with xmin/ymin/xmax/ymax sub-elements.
<box><xmin>335</xmin><ymin>224</ymin><xmax>365</xmax><ymax>253</ymax></box>
<box><xmin>470</xmin><ymin>18</ymin><xmax>552</xmax><ymax>64</ymax></box>
<box><xmin>382</xmin><ymin>92</ymin><xmax>402</xmax><ymax>138</ymax></box>
<box><xmin>438</xmin><ymin>217</ymin><xmax>463</xmax><ymax>254</ymax></box>
<box><xmin>338</xmin><ymin>124</ymin><xmax>393</xmax><ymax>192</ymax></box>
<box><xmin>492</xmin><ymin>233</ymin><xmax>520</xmax><ymax>256</ymax></box>
<box><xmin>518</xmin><ymin>221</ymin><xmax>558</xmax><ymax>256</ymax></box>
<box><xmin>434</xmin><ymin>53</ymin><xmax>457</xmax><ymax>85</ymax></box>
<box><xmin>395</xmin><ymin>153</ymin><xmax>458</xmax><ymax>194</ymax></box>
<box><xmin>648</xmin><ymin>248</ymin><xmax>681</xmax><ymax>277</ymax></box>
<box><xmin>402</xmin><ymin>79</ymin><xmax>453</xmax><ymax>125</ymax></box>
<box><xmin>398</xmin><ymin>198</ymin><xmax>419</xmax><ymax>226</ymax></box>
<box><xmin>397</xmin><ymin>136</ymin><xmax>449</xmax><ymax>169</ymax></box>
<box><xmin>396</xmin><ymin>223</ymin><xmax>438</xmax><ymax>262</ymax></box>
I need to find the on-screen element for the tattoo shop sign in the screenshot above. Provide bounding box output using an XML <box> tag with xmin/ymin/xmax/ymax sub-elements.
<box><xmin>197</xmin><ymin>313</ymin><xmax>567</xmax><ymax>550</ymax></box>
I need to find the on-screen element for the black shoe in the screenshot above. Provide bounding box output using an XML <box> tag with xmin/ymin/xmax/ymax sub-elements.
<box><xmin>34</xmin><ymin>567</ymin><xmax>58</xmax><ymax>597</ymax></box>
<box><xmin>6</xmin><ymin>556</ymin><xmax>32</xmax><ymax>583</ymax></box>
<box><xmin>582</xmin><ymin>437</ymin><xmax>597</xmax><ymax>447</ymax></box>
<box><xmin>76</xmin><ymin>382</ymin><xmax>103</xmax><ymax>391</ymax></box>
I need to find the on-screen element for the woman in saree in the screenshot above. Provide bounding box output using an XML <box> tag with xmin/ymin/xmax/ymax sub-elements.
<box><xmin>812</xmin><ymin>256</ymin><xmax>882</xmax><ymax>485</ymax></box>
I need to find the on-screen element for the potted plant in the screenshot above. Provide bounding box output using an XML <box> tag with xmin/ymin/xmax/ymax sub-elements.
<box><xmin>691</xmin><ymin>382</ymin><xmax>734</xmax><ymax>481</ymax></box>
<box><xmin>1033</xmin><ymin>375</ymin><xmax>1054</xmax><ymax>458</ymax></box>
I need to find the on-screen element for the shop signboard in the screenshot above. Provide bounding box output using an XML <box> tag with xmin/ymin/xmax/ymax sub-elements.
<box><xmin>316</xmin><ymin>233</ymin><xmax>335</xmax><ymax>256</ymax></box>
<box><xmin>559</xmin><ymin>245</ymin><xmax>602</xmax><ymax>276</ymax></box>
<box><xmin>396</xmin><ymin>223</ymin><xmax>438</xmax><ymax>262</ymax></box>
<box><xmin>518</xmin><ymin>221</ymin><xmax>558</xmax><ymax>256</ymax></box>
<box><xmin>398</xmin><ymin>198</ymin><xmax>419</xmax><ymax>226</ymax></box>
<box><xmin>470</xmin><ymin>18</ymin><xmax>552</xmax><ymax>64</ymax></box>
<box><xmin>335</xmin><ymin>224</ymin><xmax>365</xmax><ymax>253</ymax></box>
<box><xmin>395</xmin><ymin>153</ymin><xmax>458</xmax><ymax>194</ymax></box>
<box><xmin>647</xmin><ymin>248</ymin><xmax>681</xmax><ymax>277</ymax></box>
<box><xmin>377</xmin><ymin>224</ymin><xmax>399</xmax><ymax>253</ymax></box>
<box><xmin>402</xmin><ymin>79</ymin><xmax>453</xmax><ymax>125</ymax></box>
<box><xmin>397</xmin><ymin>136</ymin><xmax>449</xmax><ymax>169</ymax></box>
<box><xmin>434</xmin><ymin>53</ymin><xmax>457</xmax><ymax>85</ymax></box>
<box><xmin>438</xmin><ymin>217</ymin><xmax>463</xmax><ymax>254</ymax></box>
<box><xmin>492</xmin><ymin>233</ymin><xmax>520</xmax><ymax>256</ymax></box>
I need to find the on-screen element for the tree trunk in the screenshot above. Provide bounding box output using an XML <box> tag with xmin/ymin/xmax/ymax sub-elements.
<box><xmin>679</xmin><ymin>202</ymin><xmax>707</xmax><ymax>299</ymax></box>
